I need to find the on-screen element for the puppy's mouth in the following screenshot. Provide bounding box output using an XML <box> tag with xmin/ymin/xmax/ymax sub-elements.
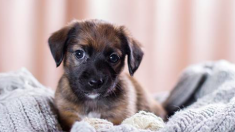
<box><xmin>85</xmin><ymin>92</ymin><xmax>100</xmax><ymax>99</ymax></box>
<box><xmin>84</xmin><ymin>83</ymin><xmax>117</xmax><ymax>99</ymax></box>
<box><xmin>82</xmin><ymin>78</ymin><xmax>118</xmax><ymax>99</ymax></box>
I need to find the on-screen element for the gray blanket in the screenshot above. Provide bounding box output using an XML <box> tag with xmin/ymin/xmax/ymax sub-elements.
<box><xmin>160</xmin><ymin>60</ymin><xmax>235</xmax><ymax>132</ymax></box>
<box><xmin>0</xmin><ymin>60</ymin><xmax>235</xmax><ymax>132</ymax></box>
<box><xmin>0</xmin><ymin>68</ymin><xmax>62</xmax><ymax>132</ymax></box>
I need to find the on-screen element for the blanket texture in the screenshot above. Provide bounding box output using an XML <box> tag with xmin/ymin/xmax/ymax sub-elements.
<box><xmin>159</xmin><ymin>60</ymin><xmax>235</xmax><ymax>132</ymax></box>
<box><xmin>0</xmin><ymin>60</ymin><xmax>235</xmax><ymax>132</ymax></box>
<box><xmin>0</xmin><ymin>68</ymin><xmax>62</xmax><ymax>132</ymax></box>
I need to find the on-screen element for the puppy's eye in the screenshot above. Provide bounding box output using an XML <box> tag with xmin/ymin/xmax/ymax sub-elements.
<box><xmin>109</xmin><ymin>53</ymin><xmax>120</xmax><ymax>63</ymax></box>
<box><xmin>75</xmin><ymin>50</ymin><xmax>85</xmax><ymax>59</ymax></box>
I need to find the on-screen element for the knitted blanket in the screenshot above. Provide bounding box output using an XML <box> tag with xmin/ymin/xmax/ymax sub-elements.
<box><xmin>0</xmin><ymin>60</ymin><xmax>235</xmax><ymax>132</ymax></box>
<box><xmin>0</xmin><ymin>68</ymin><xmax>62</xmax><ymax>132</ymax></box>
<box><xmin>160</xmin><ymin>60</ymin><xmax>235</xmax><ymax>132</ymax></box>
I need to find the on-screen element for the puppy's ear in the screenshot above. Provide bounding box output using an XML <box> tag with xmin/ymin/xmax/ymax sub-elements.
<box><xmin>120</xmin><ymin>26</ymin><xmax>144</xmax><ymax>76</ymax></box>
<box><xmin>48</xmin><ymin>22</ymin><xmax>77</xmax><ymax>67</ymax></box>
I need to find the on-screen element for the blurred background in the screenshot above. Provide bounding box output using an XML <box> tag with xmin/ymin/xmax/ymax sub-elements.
<box><xmin>0</xmin><ymin>0</ymin><xmax>235</xmax><ymax>94</ymax></box>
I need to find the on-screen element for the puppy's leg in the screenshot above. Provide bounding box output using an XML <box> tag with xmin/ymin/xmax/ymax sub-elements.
<box><xmin>107</xmin><ymin>117</ymin><xmax>125</xmax><ymax>125</ymax></box>
<box><xmin>58</xmin><ymin>109</ymin><xmax>81</xmax><ymax>131</ymax></box>
<box><xmin>151</xmin><ymin>101</ymin><xmax>167</xmax><ymax>120</ymax></box>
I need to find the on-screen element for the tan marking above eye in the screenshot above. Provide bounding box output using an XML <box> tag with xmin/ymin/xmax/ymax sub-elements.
<box><xmin>115</xmin><ymin>50</ymin><xmax>122</xmax><ymax>57</ymax></box>
<box><xmin>71</xmin><ymin>44</ymin><xmax>86</xmax><ymax>52</ymax></box>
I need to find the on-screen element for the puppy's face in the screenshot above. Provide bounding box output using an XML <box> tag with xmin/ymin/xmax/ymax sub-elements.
<box><xmin>49</xmin><ymin>20</ymin><xmax>143</xmax><ymax>99</ymax></box>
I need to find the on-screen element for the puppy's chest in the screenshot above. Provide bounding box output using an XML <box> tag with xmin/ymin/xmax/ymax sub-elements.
<box><xmin>78</xmin><ymin>100</ymin><xmax>109</xmax><ymax>119</ymax></box>
<box><xmin>80</xmin><ymin>111</ymin><xmax>101</xmax><ymax>118</ymax></box>
<box><xmin>78</xmin><ymin>108</ymin><xmax>117</xmax><ymax>120</ymax></box>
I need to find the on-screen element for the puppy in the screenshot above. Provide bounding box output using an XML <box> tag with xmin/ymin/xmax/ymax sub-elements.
<box><xmin>48</xmin><ymin>19</ymin><xmax>166</xmax><ymax>131</ymax></box>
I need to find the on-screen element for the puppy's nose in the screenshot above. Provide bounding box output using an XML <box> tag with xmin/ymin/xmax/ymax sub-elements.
<box><xmin>88</xmin><ymin>78</ymin><xmax>104</xmax><ymax>88</ymax></box>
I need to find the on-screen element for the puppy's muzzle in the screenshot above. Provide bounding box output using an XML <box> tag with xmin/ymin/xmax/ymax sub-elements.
<box><xmin>88</xmin><ymin>78</ymin><xmax>104</xmax><ymax>89</ymax></box>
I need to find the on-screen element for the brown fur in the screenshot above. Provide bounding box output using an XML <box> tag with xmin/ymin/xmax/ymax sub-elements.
<box><xmin>49</xmin><ymin>19</ymin><xmax>166</xmax><ymax>131</ymax></box>
<box><xmin>55</xmin><ymin>74</ymin><xmax>166</xmax><ymax>130</ymax></box>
